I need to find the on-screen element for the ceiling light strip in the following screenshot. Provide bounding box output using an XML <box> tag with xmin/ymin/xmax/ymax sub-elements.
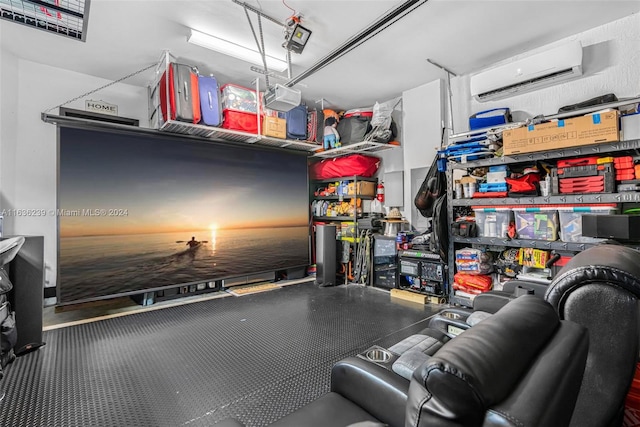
<box><xmin>188</xmin><ymin>29</ymin><xmax>288</xmax><ymax>72</ymax></box>
<box><xmin>286</xmin><ymin>0</ymin><xmax>428</xmax><ymax>87</ymax></box>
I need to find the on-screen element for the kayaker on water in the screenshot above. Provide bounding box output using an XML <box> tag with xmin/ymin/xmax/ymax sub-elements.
<box><xmin>186</xmin><ymin>236</ymin><xmax>199</xmax><ymax>248</ymax></box>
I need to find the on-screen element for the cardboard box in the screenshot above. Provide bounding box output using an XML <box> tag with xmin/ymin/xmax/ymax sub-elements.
<box><xmin>503</xmin><ymin>111</ymin><xmax>619</xmax><ymax>155</ymax></box>
<box><xmin>262</xmin><ymin>116</ymin><xmax>286</xmax><ymax>139</ymax></box>
<box><xmin>621</xmin><ymin>113</ymin><xmax>640</xmax><ymax>141</ymax></box>
<box><xmin>347</xmin><ymin>181</ymin><xmax>376</xmax><ymax>196</ymax></box>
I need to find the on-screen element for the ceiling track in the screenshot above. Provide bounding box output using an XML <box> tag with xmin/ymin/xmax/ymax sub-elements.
<box><xmin>286</xmin><ymin>0</ymin><xmax>429</xmax><ymax>88</ymax></box>
<box><xmin>231</xmin><ymin>0</ymin><xmax>285</xmax><ymax>28</ymax></box>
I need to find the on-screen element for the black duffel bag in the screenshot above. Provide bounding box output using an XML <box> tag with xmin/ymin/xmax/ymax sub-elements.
<box><xmin>337</xmin><ymin>116</ymin><xmax>372</xmax><ymax>145</ymax></box>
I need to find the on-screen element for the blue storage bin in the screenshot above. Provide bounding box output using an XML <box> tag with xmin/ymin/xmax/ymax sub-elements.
<box><xmin>469</xmin><ymin>108</ymin><xmax>511</xmax><ymax>131</ymax></box>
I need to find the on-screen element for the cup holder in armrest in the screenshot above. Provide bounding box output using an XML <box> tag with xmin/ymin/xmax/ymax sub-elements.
<box><xmin>357</xmin><ymin>345</ymin><xmax>399</xmax><ymax>370</ymax></box>
<box><xmin>442</xmin><ymin>311</ymin><xmax>464</xmax><ymax>320</ymax></box>
<box><xmin>429</xmin><ymin>308</ymin><xmax>474</xmax><ymax>339</ymax></box>
<box><xmin>366</xmin><ymin>348</ymin><xmax>392</xmax><ymax>362</ymax></box>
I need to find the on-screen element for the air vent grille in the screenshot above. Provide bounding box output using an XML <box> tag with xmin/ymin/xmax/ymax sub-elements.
<box><xmin>477</xmin><ymin>67</ymin><xmax>578</xmax><ymax>101</ymax></box>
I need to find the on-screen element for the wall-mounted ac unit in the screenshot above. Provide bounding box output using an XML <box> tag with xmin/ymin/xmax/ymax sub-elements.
<box><xmin>470</xmin><ymin>41</ymin><xmax>583</xmax><ymax>102</ymax></box>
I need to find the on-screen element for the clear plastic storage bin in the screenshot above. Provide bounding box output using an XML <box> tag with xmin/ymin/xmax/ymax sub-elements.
<box><xmin>472</xmin><ymin>207</ymin><xmax>512</xmax><ymax>238</ymax></box>
<box><xmin>221</xmin><ymin>84</ymin><xmax>258</xmax><ymax>113</ymax></box>
<box><xmin>512</xmin><ymin>207</ymin><xmax>559</xmax><ymax>241</ymax></box>
<box><xmin>558</xmin><ymin>205</ymin><xmax>617</xmax><ymax>243</ymax></box>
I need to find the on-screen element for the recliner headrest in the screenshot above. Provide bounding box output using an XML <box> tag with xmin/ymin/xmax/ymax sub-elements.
<box><xmin>546</xmin><ymin>245</ymin><xmax>640</xmax><ymax>310</ymax></box>
<box><xmin>406</xmin><ymin>295</ymin><xmax>559</xmax><ymax>426</ymax></box>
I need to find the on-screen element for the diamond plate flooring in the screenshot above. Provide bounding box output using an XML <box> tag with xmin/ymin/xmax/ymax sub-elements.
<box><xmin>0</xmin><ymin>283</ymin><xmax>441</xmax><ymax>427</ymax></box>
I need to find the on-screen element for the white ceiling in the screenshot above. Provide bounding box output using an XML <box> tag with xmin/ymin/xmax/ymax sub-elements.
<box><xmin>2</xmin><ymin>0</ymin><xmax>639</xmax><ymax>110</ymax></box>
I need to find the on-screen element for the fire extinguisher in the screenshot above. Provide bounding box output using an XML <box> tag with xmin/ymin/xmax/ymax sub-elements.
<box><xmin>376</xmin><ymin>181</ymin><xmax>385</xmax><ymax>203</ymax></box>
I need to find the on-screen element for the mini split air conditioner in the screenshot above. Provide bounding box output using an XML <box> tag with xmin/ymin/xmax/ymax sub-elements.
<box><xmin>264</xmin><ymin>84</ymin><xmax>302</xmax><ymax>112</ymax></box>
<box><xmin>470</xmin><ymin>41</ymin><xmax>583</xmax><ymax>102</ymax></box>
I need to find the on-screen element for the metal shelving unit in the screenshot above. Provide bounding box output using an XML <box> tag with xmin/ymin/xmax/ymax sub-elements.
<box><xmin>310</xmin><ymin>176</ymin><xmax>379</xmax><ymax>271</ymax></box>
<box><xmin>452</xmin><ymin>236</ymin><xmax>596</xmax><ymax>252</ymax></box>
<box><xmin>314</xmin><ymin>215</ymin><xmax>359</xmax><ymax>221</ymax></box>
<box><xmin>447</xmin><ymin>137</ymin><xmax>640</xmax><ymax>308</ymax></box>
<box><xmin>452</xmin><ymin>192</ymin><xmax>640</xmax><ymax>206</ymax></box>
<box><xmin>156</xmin><ymin>119</ymin><xmax>321</xmax><ymax>152</ymax></box>
<box><xmin>315</xmin><ymin>195</ymin><xmax>376</xmax><ymax>201</ymax></box>
<box><xmin>146</xmin><ymin>51</ymin><xmax>398</xmax><ymax>157</ymax></box>
<box><xmin>448</xmin><ymin>138</ymin><xmax>640</xmax><ymax>170</ymax></box>
<box><xmin>42</xmin><ymin>50</ymin><xmax>400</xmax><ymax>158</ymax></box>
<box><xmin>313</xmin><ymin>141</ymin><xmax>399</xmax><ymax>158</ymax></box>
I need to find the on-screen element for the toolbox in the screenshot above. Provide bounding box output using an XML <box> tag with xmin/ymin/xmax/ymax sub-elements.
<box><xmin>618</xmin><ymin>180</ymin><xmax>640</xmax><ymax>192</ymax></box>
<box><xmin>479</xmin><ymin>182</ymin><xmax>508</xmax><ymax>193</ymax></box>
<box><xmin>557</xmin><ymin>162</ymin><xmax>614</xmax><ymax>178</ymax></box>
<box><xmin>614</xmin><ymin>156</ymin><xmax>634</xmax><ymax>170</ymax></box>
<box><xmin>557</xmin><ymin>156</ymin><xmax>600</xmax><ymax>169</ymax></box>
<box><xmin>551</xmin><ymin>163</ymin><xmax>615</xmax><ymax>194</ymax></box>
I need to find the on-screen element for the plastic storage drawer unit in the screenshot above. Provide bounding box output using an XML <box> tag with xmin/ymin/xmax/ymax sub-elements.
<box><xmin>513</xmin><ymin>206</ymin><xmax>559</xmax><ymax>241</ymax></box>
<box><xmin>558</xmin><ymin>204</ymin><xmax>617</xmax><ymax>243</ymax></box>
<box><xmin>472</xmin><ymin>206</ymin><xmax>512</xmax><ymax>238</ymax></box>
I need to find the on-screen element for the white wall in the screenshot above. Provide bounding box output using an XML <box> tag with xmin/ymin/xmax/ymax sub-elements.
<box><xmin>0</xmin><ymin>56</ymin><xmax>148</xmax><ymax>303</ymax></box>
<box><xmin>400</xmin><ymin>79</ymin><xmax>444</xmax><ymax>224</ymax></box>
<box><xmin>376</xmin><ymin>81</ymin><xmax>443</xmax><ymax>226</ymax></box>
<box><xmin>450</xmin><ymin>13</ymin><xmax>640</xmax><ymax>134</ymax></box>
<box><xmin>0</xmin><ymin>48</ymin><xmax>18</xmax><ymax>218</ymax></box>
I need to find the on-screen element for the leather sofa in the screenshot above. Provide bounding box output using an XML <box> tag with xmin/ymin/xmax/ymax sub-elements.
<box><xmin>216</xmin><ymin>295</ymin><xmax>588</xmax><ymax>427</ymax></box>
<box><xmin>427</xmin><ymin>243</ymin><xmax>640</xmax><ymax>427</ymax></box>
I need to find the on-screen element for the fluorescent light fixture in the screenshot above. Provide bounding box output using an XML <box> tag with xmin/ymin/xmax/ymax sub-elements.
<box><xmin>188</xmin><ymin>29</ymin><xmax>288</xmax><ymax>72</ymax></box>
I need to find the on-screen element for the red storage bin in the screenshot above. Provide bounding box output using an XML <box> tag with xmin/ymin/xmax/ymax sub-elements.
<box><xmin>222</xmin><ymin>110</ymin><xmax>260</xmax><ymax>134</ymax></box>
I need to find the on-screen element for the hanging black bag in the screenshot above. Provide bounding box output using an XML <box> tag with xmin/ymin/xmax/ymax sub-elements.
<box><xmin>429</xmin><ymin>194</ymin><xmax>449</xmax><ymax>262</ymax></box>
<box><xmin>414</xmin><ymin>155</ymin><xmax>447</xmax><ymax>218</ymax></box>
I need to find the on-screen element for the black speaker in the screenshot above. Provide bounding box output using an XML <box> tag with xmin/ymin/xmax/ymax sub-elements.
<box><xmin>315</xmin><ymin>225</ymin><xmax>336</xmax><ymax>287</ymax></box>
<box><xmin>7</xmin><ymin>236</ymin><xmax>45</xmax><ymax>355</ymax></box>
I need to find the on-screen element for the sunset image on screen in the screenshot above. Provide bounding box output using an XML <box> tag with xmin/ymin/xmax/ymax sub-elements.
<box><xmin>58</xmin><ymin>128</ymin><xmax>310</xmax><ymax>303</ymax></box>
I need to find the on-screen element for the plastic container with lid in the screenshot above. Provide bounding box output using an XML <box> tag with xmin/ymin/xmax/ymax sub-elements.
<box><xmin>558</xmin><ymin>204</ymin><xmax>617</xmax><ymax>243</ymax></box>
<box><xmin>512</xmin><ymin>206</ymin><xmax>559</xmax><ymax>241</ymax></box>
<box><xmin>221</xmin><ymin>84</ymin><xmax>258</xmax><ymax>113</ymax></box>
<box><xmin>472</xmin><ymin>206</ymin><xmax>512</xmax><ymax>238</ymax></box>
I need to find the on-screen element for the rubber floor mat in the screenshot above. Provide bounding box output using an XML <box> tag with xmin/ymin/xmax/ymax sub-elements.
<box><xmin>0</xmin><ymin>283</ymin><xmax>441</xmax><ymax>427</ymax></box>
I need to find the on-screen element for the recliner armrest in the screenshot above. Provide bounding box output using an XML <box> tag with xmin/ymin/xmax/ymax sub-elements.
<box><xmin>331</xmin><ymin>356</ymin><xmax>410</xmax><ymax>427</ymax></box>
<box><xmin>472</xmin><ymin>290</ymin><xmax>516</xmax><ymax>314</ymax></box>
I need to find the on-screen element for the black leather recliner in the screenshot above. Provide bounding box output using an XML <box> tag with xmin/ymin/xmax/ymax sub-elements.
<box><xmin>216</xmin><ymin>295</ymin><xmax>588</xmax><ymax>427</ymax></box>
<box><xmin>545</xmin><ymin>244</ymin><xmax>640</xmax><ymax>427</ymax></box>
<box><xmin>426</xmin><ymin>244</ymin><xmax>640</xmax><ymax>427</ymax></box>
